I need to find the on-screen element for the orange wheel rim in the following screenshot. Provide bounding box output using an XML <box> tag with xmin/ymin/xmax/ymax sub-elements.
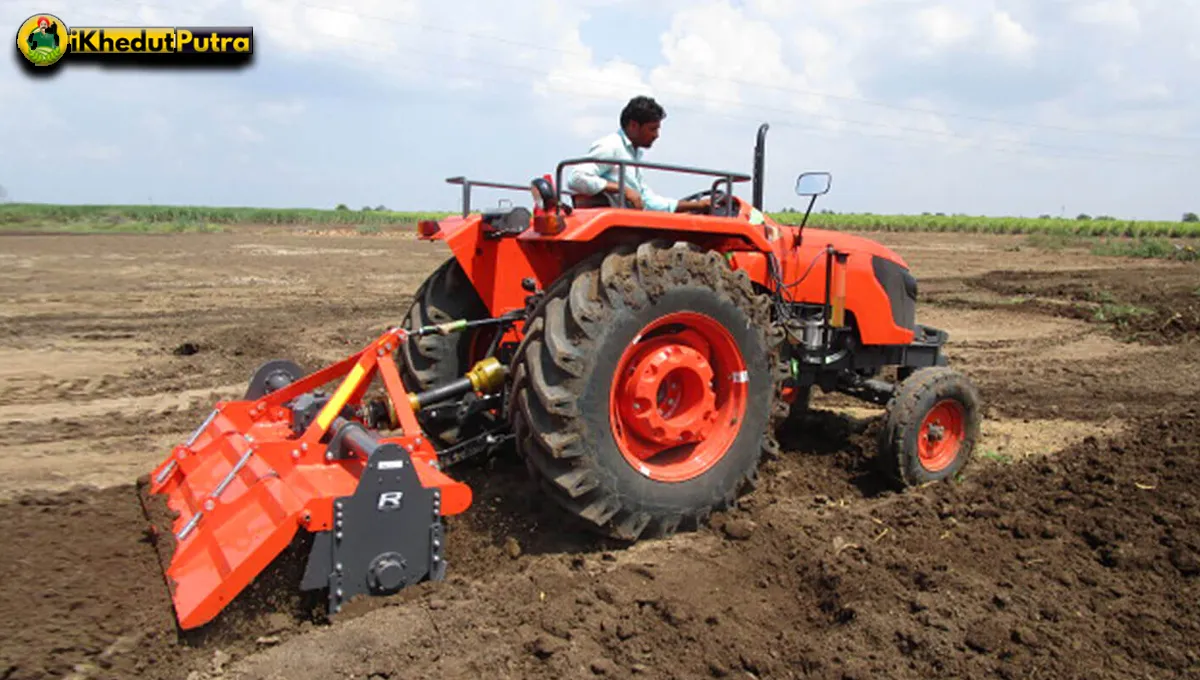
<box><xmin>609</xmin><ymin>312</ymin><xmax>747</xmax><ymax>483</ymax></box>
<box><xmin>918</xmin><ymin>399</ymin><xmax>965</xmax><ymax>472</ymax></box>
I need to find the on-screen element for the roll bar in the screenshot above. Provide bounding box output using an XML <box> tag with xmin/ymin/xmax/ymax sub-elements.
<box><xmin>446</xmin><ymin>152</ymin><xmax>758</xmax><ymax>219</ymax></box>
<box><xmin>554</xmin><ymin>158</ymin><xmax>752</xmax><ymax>217</ymax></box>
<box><xmin>445</xmin><ymin>176</ymin><xmax>532</xmax><ymax>218</ymax></box>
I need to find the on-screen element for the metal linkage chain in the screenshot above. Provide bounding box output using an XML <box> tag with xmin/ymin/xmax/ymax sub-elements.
<box><xmin>436</xmin><ymin>431</ymin><xmax>515</xmax><ymax>468</ymax></box>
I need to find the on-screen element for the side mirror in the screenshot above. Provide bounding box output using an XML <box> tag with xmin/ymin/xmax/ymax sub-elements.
<box><xmin>795</xmin><ymin>172</ymin><xmax>832</xmax><ymax>197</ymax></box>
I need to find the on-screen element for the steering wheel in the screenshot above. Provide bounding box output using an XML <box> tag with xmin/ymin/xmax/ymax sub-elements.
<box><xmin>678</xmin><ymin>188</ymin><xmax>737</xmax><ymax>216</ymax></box>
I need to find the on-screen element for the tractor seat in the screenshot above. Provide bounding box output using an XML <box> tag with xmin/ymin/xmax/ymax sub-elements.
<box><xmin>572</xmin><ymin>192</ymin><xmax>624</xmax><ymax>209</ymax></box>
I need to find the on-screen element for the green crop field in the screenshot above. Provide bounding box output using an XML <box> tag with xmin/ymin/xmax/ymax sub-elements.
<box><xmin>773</xmin><ymin>211</ymin><xmax>1200</xmax><ymax>238</ymax></box>
<box><xmin>2</xmin><ymin>202</ymin><xmax>1198</xmax><ymax>240</ymax></box>
<box><xmin>0</xmin><ymin>203</ymin><xmax>451</xmax><ymax>233</ymax></box>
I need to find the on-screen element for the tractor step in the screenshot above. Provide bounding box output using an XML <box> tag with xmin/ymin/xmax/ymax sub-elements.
<box><xmin>912</xmin><ymin>324</ymin><xmax>949</xmax><ymax>348</ymax></box>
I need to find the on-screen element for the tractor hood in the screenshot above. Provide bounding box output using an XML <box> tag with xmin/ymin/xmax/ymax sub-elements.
<box><xmin>788</xmin><ymin>226</ymin><xmax>911</xmax><ymax>271</ymax></box>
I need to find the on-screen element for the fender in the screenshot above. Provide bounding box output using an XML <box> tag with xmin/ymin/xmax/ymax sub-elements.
<box><xmin>420</xmin><ymin>200</ymin><xmax>776</xmax><ymax>319</ymax></box>
<box><xmin>417</xmin><ymin>204</ymin><xmax>917</xmax><ymax>347</ymax></box>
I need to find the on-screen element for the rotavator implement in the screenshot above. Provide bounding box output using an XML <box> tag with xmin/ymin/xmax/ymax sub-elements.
<box><xmin>140</xmin><ymin>123</ymin><xmax>982</xmax><ymax>631</ymax></box>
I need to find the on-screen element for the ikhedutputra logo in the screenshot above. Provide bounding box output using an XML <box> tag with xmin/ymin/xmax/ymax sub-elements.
<box><xmin>17</xmin><ymin>13</ymin><xmax>65</xmax><ymax>66</ymax></box>
<box><xmin>16</xmin><ymin>13</ymin><xmax>253</xmax><ymax>68</ymax></box>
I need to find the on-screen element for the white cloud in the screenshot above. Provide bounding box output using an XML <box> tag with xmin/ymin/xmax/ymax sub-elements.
<box><xmin>904</xmin><ymin>5</ymin><xmax>1037</xmax><ymax>63</ymax></box>
<box><xmin>991</xmin><ymin>10</ymin><xmax>1037</xmax><ymax>62</ymax></box>
<box><xmin>239</xmin><ymin>0</ymin><xmax>420</xmax><ymax>57</ymax></box>
<box><xmin>1097</xmin><ymin>61</ymin><xmax>1172</xmax><ymax>104</ymax></box>
<box><xmin>648</xmin><ymin>1</ymin><xmax>793</xmax><ymax>113</ymax></box>
<box><xmin>235</xmin><ymin>124</ymin><xmax>264</xmax><ymax>143</ymax></box>
<box><xmin>531</xmin><ymin>4</ymin><xmax>654</xmax><ymax>118</ymax></box>
<box><xmin>568</xmin><ymin>115</ymin><xmax>617</xmax><ymax>140</ymax></box>
<box><xmin>1069</xmin><ymin>0</ymin><xmax>1140</xmax><ymax>30</ymax></box>
<box><xmin>914</xmin><ymin>5</ymin><xmax>977</xmax><ymax>50</ymax></box>
<box><xmin>74</xmin><ymin>143</ymin><xmax>121</xmax><ymax>161</ymax></box>
<box><xmin>256</xmin><ymin>100</ymin><xmax>306</xmax><ymax>122</ymax></box>
<box><xmin>140</xmin><ymin>111</ymin><xmax>172</xmax><ymax>141</ymax></box>
<box><xmin>531</xmin><ymin>0</ymin><xmax>968</xmax><ymax>152</ymax></box>
<box><xmin>2</xmin><ymin>0</ymin><xmax>1197</xmax><ymax>219</ymax></box>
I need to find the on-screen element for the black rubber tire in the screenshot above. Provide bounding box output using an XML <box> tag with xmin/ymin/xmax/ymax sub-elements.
<box><xmin>244</xmin><ymin>359</ymin><xmax>305</xmax><ymax>400</ymax></box>
<box><xmin>508</xmin><ymin>240</ymin><xmax>789</xmax><ymax>542</ymax></box>
<box><xmin>398</xmin><ymin>257</ymin><xmax>491</xmax><ymax>447</ymax></box>
<box><xmin>876</xmin><ymin>366</ymin><xmax>982</xmax><ymax>487</ymax></box>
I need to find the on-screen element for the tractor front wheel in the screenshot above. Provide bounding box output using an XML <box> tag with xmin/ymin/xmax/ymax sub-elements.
<box><xmin>509</xmin><ymin>240</ymin><xmax>788</xmax><ymax>541</ymax></box>
<box><xmin>876</xmin><ymin>366</ymin><xmax>981</xmax><ymax>487</ymax></box>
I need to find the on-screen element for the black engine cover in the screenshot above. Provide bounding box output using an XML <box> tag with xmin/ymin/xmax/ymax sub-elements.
<box><xmin>872</xmin><ymin>255</ymin><xmax>917</xmax><ymax>331</ymax></box>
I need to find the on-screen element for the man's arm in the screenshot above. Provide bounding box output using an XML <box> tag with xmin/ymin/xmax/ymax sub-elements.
<box><xmin>567</xmin><ymin>137</ymin><xmax>644</xmax><ymax>208</ymax></box>
<box><xmin>639</xmin><ymin>178</ymin><xmax>710</xmax><ymax>213</ymax></box>
<box><xmin>639</xmin><ymin>182</ymin><xmax>678</xmax><ymax>213</ymax></box>
<box><xmin>566</xmin><ymin>138</ymin><xmax>616</xmax><ymax>196</ymax></box>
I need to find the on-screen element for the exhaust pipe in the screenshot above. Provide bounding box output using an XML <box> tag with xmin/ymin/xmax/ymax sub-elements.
<box><xmin>752</xmin><ymin>123</ymin><xmax>768</xmax><ymax>211</ymax></box>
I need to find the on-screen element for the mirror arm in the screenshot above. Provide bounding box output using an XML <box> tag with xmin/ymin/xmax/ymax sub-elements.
<box><xmin>797</xmin><ymin>193</ymin><xmax>818</xmax><ymax>241</ymax></box>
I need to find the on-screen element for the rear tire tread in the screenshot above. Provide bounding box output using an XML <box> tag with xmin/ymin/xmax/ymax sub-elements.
<box><xmin>510</xmin><ymin>240</ymin><xmax>788</xmax><ymax>542</ymax></box>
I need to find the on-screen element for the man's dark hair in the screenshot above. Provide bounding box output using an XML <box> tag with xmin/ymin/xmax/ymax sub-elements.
<box><xmin>620</xmin><ymin>96</ymin><xmax>666</xmax><ymax>128</ymax></box>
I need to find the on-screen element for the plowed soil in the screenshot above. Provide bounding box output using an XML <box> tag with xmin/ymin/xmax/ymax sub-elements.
<box><xmin>1</xmin><ymin>229</ymin><xmax>1197</xmax><ymax>679</ymax></box>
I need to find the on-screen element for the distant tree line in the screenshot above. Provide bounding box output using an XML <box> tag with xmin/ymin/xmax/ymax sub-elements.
<box><xmin>328</xmin><ymin>201</ymin><xmax>1198</xmax><ymax>223</ymax></box>
<box><xmin>774</xmin><ymin>206</ymin><xmax>1200</xmax><ymax>223</ymax></box>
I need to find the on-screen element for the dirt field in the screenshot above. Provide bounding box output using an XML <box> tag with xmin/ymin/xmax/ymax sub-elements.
<box><xmin>1</xmin><ymin>229</ymin><xmax>1197</xmax><ymax>680</ymax></box>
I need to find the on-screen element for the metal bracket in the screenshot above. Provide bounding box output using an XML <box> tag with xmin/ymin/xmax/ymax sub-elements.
<box><xmin>299</xmin><ymin>443</ymin><xmax>445</xmax><ymax>614</ymax></box>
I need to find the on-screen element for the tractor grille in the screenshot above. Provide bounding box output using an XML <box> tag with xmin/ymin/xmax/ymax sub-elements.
<box><xmin>872</xmin><ymin>256</ymin><xmax>917</xmax><ymax>330</ymax></box>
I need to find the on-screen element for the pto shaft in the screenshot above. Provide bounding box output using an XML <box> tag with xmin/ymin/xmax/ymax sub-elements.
<box><xmin>408</xmin><ymin>357</ymin><xmax>507</xmax><ymax>411</ymax></box>
<box><xmin>326</xmin><ymin>416</ymin><xmax>384</xmax><ymax>460</ymax></box>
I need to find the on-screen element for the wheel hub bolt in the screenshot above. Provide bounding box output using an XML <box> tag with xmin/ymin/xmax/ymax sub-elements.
<box><xmin>928</xmin><ymin>424</ymin><xmax>945</xmax><ymax>441</ymax></box>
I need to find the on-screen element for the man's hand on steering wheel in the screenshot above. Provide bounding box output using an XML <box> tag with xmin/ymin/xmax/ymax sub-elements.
<box><xmin>676</xmin><ymin>196</ymin><xmax>712</xmax><ymax>212</ymax></box>
<box><xmin>676</xmin><ymin>189</ymin><xmax>733</xmax><ymax>215</ymax></box>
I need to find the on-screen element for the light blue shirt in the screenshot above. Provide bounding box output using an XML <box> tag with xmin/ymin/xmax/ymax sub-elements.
<box><xmin>566</xmin><ymin>129</ymin><xmax>678</xmax><ymax>212</ymax></box>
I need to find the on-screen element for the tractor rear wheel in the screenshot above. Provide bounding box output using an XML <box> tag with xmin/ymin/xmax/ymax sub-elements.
<box><xmin>876</xmin><ymin>366</ymin><xmax>981</xmax><ymax>487</ymax></box>
<box><xmin>399</xmin><ymin>257</ymin><xmax>495</xmax><ymax>447</ymax></box>
<box><xmin>509</xmin><ymin>240</ymin><xmax>789</xmax><ymax>541</ymax></box>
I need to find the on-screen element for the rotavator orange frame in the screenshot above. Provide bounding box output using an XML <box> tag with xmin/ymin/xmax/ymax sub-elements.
<box><xmin>143</xmin><ymin>327</ymin><xmax>471</xmax><ymax>630</ymax></box>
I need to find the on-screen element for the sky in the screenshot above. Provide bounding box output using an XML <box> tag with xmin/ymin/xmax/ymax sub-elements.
<box><xmin>2</xmin><ymin>0</ymin><xmax>1198</xmax><ymax>219</ymax></box>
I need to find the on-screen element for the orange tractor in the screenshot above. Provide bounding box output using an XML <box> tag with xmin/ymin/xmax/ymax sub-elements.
<box><xmin>141</xmin><ymin>123</ymin><xmax>981</xmax><ymax>631</ymax></box>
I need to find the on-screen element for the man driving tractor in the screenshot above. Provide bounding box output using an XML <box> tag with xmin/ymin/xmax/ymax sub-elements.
<box><xmin>567</xmin><ymin>96</ymin><xmax>713</xmax><ymax>212</ymax></box>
